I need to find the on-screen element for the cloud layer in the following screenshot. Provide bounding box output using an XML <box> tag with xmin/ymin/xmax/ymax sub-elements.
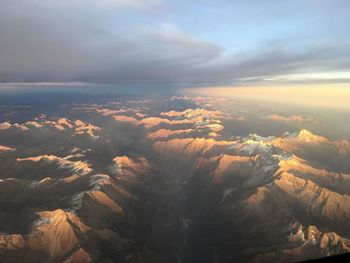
<box><xmin>0</xmin><ymin>0</ymin><xmax>349</xmax><ymax>89</ymax></box>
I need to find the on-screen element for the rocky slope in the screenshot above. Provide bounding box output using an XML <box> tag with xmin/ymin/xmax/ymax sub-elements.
<box><xmin>0</xmin><ymin>97</ymin><xmax>349</xmax><ymax>262</ymax></box>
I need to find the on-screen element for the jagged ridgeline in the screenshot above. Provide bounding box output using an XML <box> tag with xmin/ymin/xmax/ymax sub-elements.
<box><xmin>0</xmin><ymin>96</ymin><xmax>350</xmax><ymax>263</ymax></box>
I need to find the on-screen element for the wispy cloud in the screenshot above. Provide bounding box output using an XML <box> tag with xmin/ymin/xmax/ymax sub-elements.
<box><xmin>31</xmin><ymin>0</ymin><xmax>165</xmax><ymax>9</ymax></box>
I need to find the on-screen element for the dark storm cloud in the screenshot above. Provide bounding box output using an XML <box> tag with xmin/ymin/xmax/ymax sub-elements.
<box><xmin>0</xmin><ymin>0</ymin><xmax>349</xmax><ymax>87</ymax></box>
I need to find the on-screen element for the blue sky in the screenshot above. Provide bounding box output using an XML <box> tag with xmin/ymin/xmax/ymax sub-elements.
<box><xmin>0</xmin><ymin>0</ymin><xmax>349</xmax><ymax>90</ymax></box>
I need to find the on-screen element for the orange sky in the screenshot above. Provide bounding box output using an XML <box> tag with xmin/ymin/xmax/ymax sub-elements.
<box><xmin>181</xmin><ymin>84</ymin><xmax>350</xmax><ymax>110</ymax></box>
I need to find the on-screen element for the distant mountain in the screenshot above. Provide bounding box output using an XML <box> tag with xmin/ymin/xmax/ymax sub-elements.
<box><xmin>0</xmin><ymin>96</ymin><xmax>349</xmax><ymax>262</ymax></box>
